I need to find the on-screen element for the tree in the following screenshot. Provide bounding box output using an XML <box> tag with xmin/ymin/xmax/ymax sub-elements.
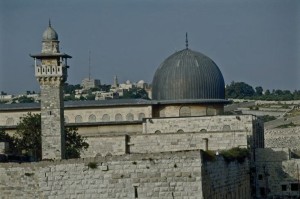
<box><xmin>225</xmin><ymin>82</ymin><xmax>255</xmax><ymax>99</ymax></box>
<box><xmin>120</xmin><ymin>88</ymin><xmax>149</xmax><ymax>99</ymax></box>
<box><xmin>14</xmin><ymin>96</ymin><xmax>35</xmax><ymax>103</ymax></box>
<box><xmin>255</xmin><ymin>86</ymin><xmax>263</xmax><ymax>96</ymax></box>
<box><xmin>0</xmin><ymin>128</ymin><xmax>16</xmax><ymax>153</ymax></box>
<box><xmin>14</xmin><ymin>113</ymin><xmax>41</xmax><ymax>159</ymax></box>
<box><xmin>13</xmin><ymin>113</ymin><xmax>88</xmax><ymax>160</ymax></box>
<box><xmin>65</xmin><ymin>127</ymin><xmax>89</xmax><ymax>159</ymax></box>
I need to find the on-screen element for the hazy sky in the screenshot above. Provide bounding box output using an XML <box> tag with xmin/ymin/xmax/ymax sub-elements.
<box><xmin>0</xmin><ymin>0</ymin><xmax>299</xmax><ymax>94</ymax></box>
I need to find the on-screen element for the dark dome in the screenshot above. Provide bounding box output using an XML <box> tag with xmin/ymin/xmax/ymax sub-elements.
<box><xmin>152</xmin><ymin>48</ymin><xmax>225</xmax><ymax>101</ymax></box>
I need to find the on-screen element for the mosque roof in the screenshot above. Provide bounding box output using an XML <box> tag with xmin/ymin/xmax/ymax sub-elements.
<box><xmin>42</xmin><ymin>23</ymin><xmax>58</xmax><ymax>41</ymax></box>
<box><xmin>152</xmin><ymin>47</ymin><xmax>225</xmax><ymax>101</ymax></box>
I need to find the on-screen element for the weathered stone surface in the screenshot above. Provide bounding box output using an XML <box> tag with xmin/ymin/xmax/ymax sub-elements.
<box><xmin>0</xmin><ymin>151</ymin><xmax>250</xmax><ymax>199</ymax></box>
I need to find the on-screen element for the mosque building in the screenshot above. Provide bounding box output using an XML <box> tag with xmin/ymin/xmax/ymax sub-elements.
<box><xmin>0</xmin><ymin>23</ymin><xmax>266</xmax><ymax>198</ymax></box>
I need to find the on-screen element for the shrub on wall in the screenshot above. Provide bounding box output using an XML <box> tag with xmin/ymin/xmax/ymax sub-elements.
<box><xmin>220</xmin><ymin>147</ymin><xmax>249</xmax><ymax>163</ymax></box>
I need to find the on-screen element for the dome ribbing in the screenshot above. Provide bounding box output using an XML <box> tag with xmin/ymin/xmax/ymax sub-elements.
<box><xmin>152</xmin><ymin>49</ymin><xmax>225</xmax><ymax>101</ymax></box>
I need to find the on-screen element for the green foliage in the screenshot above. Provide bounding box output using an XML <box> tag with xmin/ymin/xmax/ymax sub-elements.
<box><xmin>14</xmin><ymin>113</ymin><xmax>42</xmax><ymax>160</ymax></box>
<box><xmin>99</xmin><ymin>84</ymin><xmax>111</xmax><ymax>92</ymax></box>
<box><xmin>202</xmin><ymin>148</ymin><xmax>250</xmax><ymax>163</ymax></box>
<box><xmin>225</xmin><ymin>81</ymin><xmax>300</xmax><ymax>101</ymax></box>
<box><xmin>65</xmin><ymin>127</ymin><xmax>89</xmax><ymax>159</ymax></box>
<box><xmin>120</xmin><ymin>88</ymin><xmax>149</xmax><ymax>99</ymax></box>
<box><xmin>220</xmin><ymin>147</ymin><xmax>249</xmax><ymax>163</ymax></box>
<box><xmin>225</xmin><ymin>82</ymin><xmax>255</xmax><ymax>99</ymax></box>
<box><xmin>64</xmin><ymin>83</ymin><xmax>82</xmax><ymax>95</ymax></box>
<box><xmin>0</xmin><ymin>128</ymin><xmax>16</xmax><ymax>153</ymax></box>
<box><xmin>11</xmin><ymin>113</ymin><xmax>89</xmax><ymax>161</ymax></box>
<box><xmin>255</xmin><ymin>86</ymin><xmax>263</xmax><ymax>96</ymax></box>
<box><xmin>201</xmin><ymin>150</ymin><xmax>216</xmax><ymax>162</ymax></box>
<box><xmin>14</xmin><ymin>96</ymin><xmax>34</xmax><ymax>103</ymax></box>
<box><xmin>258</xmin><ymin>115</ymin><xmax>277</xmax><ymax>123</ymax></box>
<box><xmin>276</xmin><ymin>122</ymin><xmax>297</xmax><ymax>129</ymax></box>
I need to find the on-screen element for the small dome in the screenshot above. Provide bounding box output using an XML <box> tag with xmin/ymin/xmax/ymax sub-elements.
<box><xmin>138</xmin><ymin>80</ymin><xmax>145</xmax><ymax>84</ymax></box>
<box><xmin>152</xmin><ymin>48</ymin><xmax>225</xmax><ymax>101</ymax></box>
<box><xmin>42</xmin><ymin>25</ymin><xmax>58</xmax><ymax>41</ymax></box>
<box><xmin>126</xmin><ymin>80</ymin><xmax>131</xmax><ymax>84</ymax></box>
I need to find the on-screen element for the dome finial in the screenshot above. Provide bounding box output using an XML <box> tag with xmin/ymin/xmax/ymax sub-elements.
<box><xmin>49</xmin><ymin>19</ymin><xmax>51</xmax><ymax>27</ymax></box>
<box><xmin>185</xmin><ymin>32</ymin><xmax>189</xmax><ymax>49</ymax></box>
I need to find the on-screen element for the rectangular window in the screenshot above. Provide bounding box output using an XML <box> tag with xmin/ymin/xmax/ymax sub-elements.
<box><xmin>291</xmin><ymin>183</ymin><xmax>299</xmax><ymax>191</ymax></box>
<box><xmin>282</xmin><ymin>185</ymin><xmax>287</xmax><ymax>191</ymax></box>
<box><xmin>134</xmin><ymin>186</ymin><xmax>138</xmax><ymax>198</ymax></box>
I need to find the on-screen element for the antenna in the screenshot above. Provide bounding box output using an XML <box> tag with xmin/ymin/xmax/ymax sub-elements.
<box><xmin>88</xmin><ymin>50</ymin><xmax>91</xmax><ymax>80</ymax></box>
<box><xmin>185</xmin><ymin>32</ymin><xmax>189</xmax><ymax>49</ymax></box>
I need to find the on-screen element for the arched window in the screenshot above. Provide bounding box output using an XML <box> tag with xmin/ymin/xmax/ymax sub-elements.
<box><xmin>88</xmin><ymin>114</ymin><xmax>96</xmax><ymax>122</ymax></box>
<box><xmin>177</xmin><ymin>129</ymin><xmax>184</xmax><ymax>133</ymax></box>
<box><xmin>75</xmin><ymin>115</ymin><xmax>82</xmax><ymax>123</ymax></box>
<box><xmin>155</xmin><ymin>130</ymin><xmax>161</xmax><ymax>134</ymax></box>
<box><xmin>6</xmin><ymin>118</ymin><xmax>14</xmax><ymax>125</ymax></box>
<box><xmin>64</xmin><ymin>116</ymin><xmax>69</xmax><ymax>123</ymax></box>
<box><xmin>200</xmin><ymin>129</ymin><xmax>207</xmax><ymax>133</ymax></box>
<box><xmin>102</xmin><ymin>114</ymin><xmax>110</xmax><ymax>122</ymax></box>
<box><xmin>223</xmin><ymin>125</ymin><xmax>231</xmax><ymax>131</ymax></box>
<box><xmin>126</xmin><ymin>113</ymin><xmax>134</xmax><ymax>121</ymax></box>
<box><xmin>179</xmin><ymin>106</ymin><xmax>191</xmax><ymax>117</ymax></box>
<box><xmin>138</xmin><ymin>113</ymin><xmax>145</xmax><ymax>120</ymax></box>
<box><xmin>115</xmin><ymin>113</ymin><xmax>123</xmax><ymax>121</ymax></box>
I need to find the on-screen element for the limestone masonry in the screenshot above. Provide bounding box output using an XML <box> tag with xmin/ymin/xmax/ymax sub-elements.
<box><xmin>0</xmin><ymin>23</ymin><xmax>282</xmax><ymax>199</ymax></box>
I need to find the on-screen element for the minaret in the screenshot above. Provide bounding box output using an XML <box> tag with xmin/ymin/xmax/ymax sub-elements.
<box><xmin>113</xmin><ymin>75</ymin><xmax>119</xmax><ymax>88</ymax></box>
<box><xmin>30</xmin><ymin>21</ymin><xmax>71</xmax><ymax>160</ymax></box>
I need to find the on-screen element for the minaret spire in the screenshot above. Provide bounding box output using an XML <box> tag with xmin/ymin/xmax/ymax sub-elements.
<box><xmin>185</xmin><ymin>32</ymin><xmax>188</xmax><ymax>49</ymax></box>
<box><xmin>88</xmin><ymin>50</ymin><xmax>91</xmax><ymax>80</ymax></box>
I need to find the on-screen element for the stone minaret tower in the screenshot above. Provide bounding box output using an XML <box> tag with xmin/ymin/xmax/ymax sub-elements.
<box><xmin>30</xmin><ymin>22</ymin><xmax>71</xmax><ymax>160</ymax></box>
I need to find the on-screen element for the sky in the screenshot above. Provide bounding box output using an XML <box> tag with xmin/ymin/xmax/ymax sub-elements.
<box><xmin>0</xmin><ymin>0</ymin><xmax>299</xmax><ymax>94</ymax></box>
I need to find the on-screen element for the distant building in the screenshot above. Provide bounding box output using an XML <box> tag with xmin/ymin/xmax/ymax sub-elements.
<box><xmin>81</xmin><ymin>78</ymin><xmax>101</xmax><ymax>90</ymax></box>
<box><xmin>0</xmin><ymin>94</ymin><xmax>14</xmax><ymax>102</ymax></box>
<box><xmin>94</xmin><ymin>91</ymin><xmax>119</xmax><ymax>100</ymax></box>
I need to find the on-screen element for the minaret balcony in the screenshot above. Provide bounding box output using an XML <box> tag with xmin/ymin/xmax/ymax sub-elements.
<box><xmin>35</xmin><ymin>65</ymin><xmax>68</xmax><ymax>78</ymax></box>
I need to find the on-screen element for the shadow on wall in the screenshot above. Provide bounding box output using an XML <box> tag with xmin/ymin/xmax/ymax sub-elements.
<box><xmin>255</xmin><ymin>148</ymin><xmax>300</xmax><ymax>198</ymax></box>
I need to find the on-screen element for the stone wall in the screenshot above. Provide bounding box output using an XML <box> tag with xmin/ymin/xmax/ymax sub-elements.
<box><xmin>0</xmin><ymin>105</ymin><xmax>152</xmax><ymax>126</ymax></box>
<box><xmin>0</xmin><ymin>150</ymin><xmax>250</xmax><ymax>199</ymax></box>
<box><xmin>155</xmin><ymin>104</ymin><xmax>223</xmax><ymax>117</ymax></box>
<box><xmin>0</xmin><ymin>151</ymin><xmax>203</xmax><ymax>199</ymax></box>
<box><xmin>255</xmin><ymin>148</ymin><xmax>300</xmax><ymax>198</ymax></box>
<box><xmin>264</xmin><ymin>116</ymin><xmax>300</xmax><ymax>129</ymax></box>
<box><xmin>143</xmin><ymin>115</ymin><xmax>254</xmax><ymax>134</ymax></box>
<box><xmin>0</xmin><ymin>110</ymin><xmax>40</xmax><ymax>127</ymax></box>
<box><xmin>130</xmin><ymin>131</ymin><xmax>249</xmax><ymax>154</ymax></box>
<box><xmin>83</xmin><ymin>135</ymin><xmax>127</xmax><ymax>157</ymax></box>
<box><xmin>64</xmin><ymin>106</ymin><xmax>152</xmax><ymax>123</ymax></box>
<box><xmin>81</xmin><ymin>130</ymin><xmax>249</xmax><ymax>158</ymax></box>
<box><xmin>224</xmin><ymin>101</ymin><xmax>255</xmax><ymax>112</ymax></box>
<box><xmin>265</xmin><ymin>127</ymin><xmax>300</xmax><ymax>149</ymax></box>
<box><xmin>202</xmin><ymin>156</ymin><xmax>251</xmax><ymax>199</ymax></box>
<box><xmin>73</xmin><ymin>122</ymin><xmax>143</xmax><ymax>136</ymax></box>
